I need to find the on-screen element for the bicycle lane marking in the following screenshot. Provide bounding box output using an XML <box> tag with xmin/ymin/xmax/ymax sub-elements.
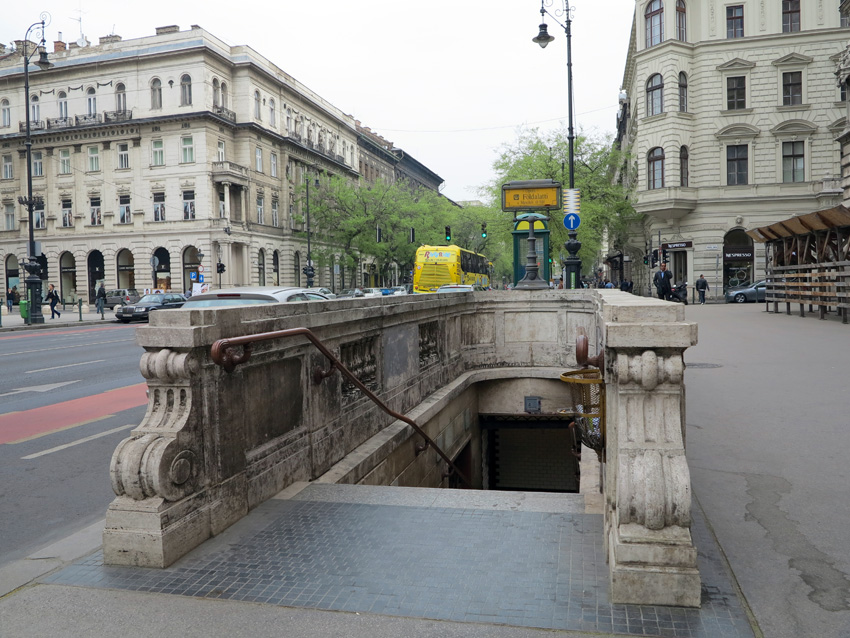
<box><xmin>0</xmin><ymin>382</ymin><xmax>147</xmax><ymax>445</ymax></box>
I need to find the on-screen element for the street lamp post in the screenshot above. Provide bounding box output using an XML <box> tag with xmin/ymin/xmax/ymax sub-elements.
<box><xmin>303</xmin><ymin>174</ymin><xmax>319</xmax><ymax>287</ymax></box>
<box><xmin>16</xmin><ymin>13</ymin><xmax>53</xmax><ymax>324</ymax></box>
<box><xmin>533</xmin><ymin>0</ymin><xmax>582</xmax><ymax>288</ymax></box>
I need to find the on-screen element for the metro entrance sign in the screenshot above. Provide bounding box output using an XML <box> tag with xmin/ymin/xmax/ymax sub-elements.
<box><xmin>501</xmin><ymin>179</ymin><xmax>562</xmax><ymax>212</ymax></box>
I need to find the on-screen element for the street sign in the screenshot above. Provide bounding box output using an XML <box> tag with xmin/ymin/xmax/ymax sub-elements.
<box><xmin>190</xmin><ymin>272</ymin><xmax>198</xmax><ymax>281</ymax></box>
<box><xmin>501</xmin><ymin>179</ymin><xmax>562</xmax><ymax>212</ymax></box>
<box><xmin>198</xmin><ymin>264</ymin><xmax>205</xmax><ymax>273</ymax></box>
<box><xmin>564</xmin><ymin>213</ymin><xmax>581</xmax><ymax>230</ymax></box>
<box><xmin>198</xmin><ymin>274</ymin><xmax>204</xmax><ymax>283</ymax></box>
<box><xmin>150</xmin><ymin>256</ymin><xmax>159</xmax><ymax>269</ymax></box>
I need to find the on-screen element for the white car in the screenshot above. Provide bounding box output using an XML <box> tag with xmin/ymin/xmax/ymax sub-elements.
<box><xmin>181</xmin><ymin>286</ymin><xmax>329</xmax><ymax>308</ymax></box>
<box><xmin>436</xmin><ymin>284</ymin><xmax>486</xmax><ymax>293</ymax></box>
<box><xmin>362</xmin><ymin>288</ymin><xmax>384</xmax><ymax>298</ymax></box>
<box><xmin>314</xmin><ymin>287</ymin><xmax>337</xmax><ymax>299</ymax></box>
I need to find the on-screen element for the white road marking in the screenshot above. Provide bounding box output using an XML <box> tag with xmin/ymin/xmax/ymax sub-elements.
<box><xmin>0</xmin><ymin>338</ymin><xmax>133</xmax><ymax>357</ymax></box>
<box><xmin>0</xmin><ymin>380</ymin><xmax>80</xmax><ymax>397</ymax></box>
<box><xmin>21</xmin><ymin>424</ymin><xmax>135</xmax><ymax>459</ymax></box>
<box><xmin>25</xmin><ymin>360</ymin><xmax>105</xmax><ymax>374</ymax></box>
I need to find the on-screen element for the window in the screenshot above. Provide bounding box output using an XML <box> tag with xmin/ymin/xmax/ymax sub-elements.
<box><xmin>254</xmin><ymin>91</ymin><xmax>261</xmax><ymax>119</ymax></box>
<box><xmin>90</xmin><ymin>197</ymin><xmax>102</xmax><ymax>226</ymax></box>
<box><xmin>115</xmin><ymin>83</ymin><xmax>126</xmax><ymax>111</ymax></box>
<box><xmin>221</xmin><ymin>82</ymin><xmax>228</xmax><ymax>107</ymax></box>
<box><xmin>88</xmin><ymin>146</ymin><xmax>100</xmax><ymax>172</ymax></box>
<box><xmin>219</xmin><ymin>190</ymin><xmax>226</xmax><ymax>218</ymax></box>
<box><xmin>217</xmin><ymin>140</ymin><xmax>225</xmax><ymax>162</ymax></box>
<box><xmin>4</xmin><ymin>203</ymin><xmax>15</xmax><ymax>230</ymax></box>
<box><xmin>286</xmin><ymin>109</ymin><xmax>292</xmax><ymax>134</ymax></box>
<box><xmin>257</xmin><ymin>195</ymin><xmax>265</xmax><ymax>224</ymax></box>
<box><xmin>34</xmin><ymin>199</ymin><xmax>45</xmax><ymax>229</ymax></box>
<box><xmin>646</xmin><ymin>74</ymin><xmax>664</xmax><ymax>116</ymax></box>
<box><xmin>843</xmin><ymin>9</ymin><xmax>850</xmax><ymax>27</ymax></box>
<box><xmin>58</xmin><ymin>91</ymin><xmax>68</xmax><ymax>119</ymax></box>
<box><xmin>842</xmin><ymin>82</ymin><xmax>848</xmax><ymax>102</ymax></box>
<box><xmin>117</xmin><ymin>143</ymin><xmax>130</xmax><ymax>169</ymax></box>
<box><xmin>269</xmin><ymin>99</ymin><xmax>276</xmax><ymax>126</ymax></box>
<box><xmin>181</xmin><ymin>136</ymin><xmax>194</xmax><ymax>163</ymax></box>
<box><xmin>3</xmin><ymin>154</ymin><xmax>13</xmax><ymax>180</ymax></box>
<box><xmin>727</xmin><ymin>145</ymin><xmax>748</xmax><ymax>185</ymax></box>
<box><xmin>0</xmin><ymin>99</ymin><xmax>9</xmax><ymax>128</ymax></box>
<box><xmin>86</xmin><ymin>88</ymin><xmax>97</xmax><ymax>116</ymax></box>
<box><xmin>183</xmin><ymin>190</ymin><xmax>195</xmax><ymax>220</ymax></box>
<box><xmin>272</xmin><ymin>199</ymin><xmax>279</xmax><ymax>227</ymax></box>
<box><xmin>213</xmin><ymin>78</ymin><xmax>220</xmax><ymax>107</ymax></box>
<box><xmin>678</xmin><ymin>72</ymin><xmax>688</xmax><ymax>112</ymax></box>
<box><xmin>180</xmin><ymin>74</ymin><xmax>192</xmax><ymax>106</ymax></box>
<box><xmin>62</xmin><ymin>199</ymin><xmax>73</xmax><ymax>227</ymax></box>
<box><xmin>680</xmin><ymin>146</ymin><xmax>689</xmax><ymax>187</ymax></box>
<box><xmin>782</xmin><ymin>0</ymin><xmax>800</xmax><ymax>32</ymax></box>
<box><xmin>648</xmin><ymin>147</ymin><xmax>665</xmax><ymax>189</ymax></box>
<box><xmin>645</xmin><ymin>0</ymin><xmax>664</xmax><ymax>47</ymax></box>
<box><xmin>255</xmin><ymin>147</ymin><xmax>263</xmax><ymax>172</ymax></box>
<box><xmin>727</xmin><ymin>76</ymin><xmax>746</xmax><ymax>110</ymax></box>
<box><xmin>271</xmin><ymin>152</ymin><xmax>278</xmax><ymax>177</ymax></box>
<box><xmin>151</xmin><ymin>79</ymin><xmax>162</xmax><ymax>109</ymax></box>
<box><xmin>30</xmin><ymin>95</ymin><xmax>40</xmax><ymax>122</ymax></box>
<box><xmin>153</xmin><ymin>192</ymin><xmax>166</xmax><ymax>221</ymax></box>
<box><xmin>152</xmin><ymin>139</ymin><xmax>164</xmax><ymax>166</ymax></box>
<box><xmin>32</xmin><ymin>151</ymin><xmax>43</xmax><ymax>177</ymax></box>
<box><xmin>782</xmin><ymin>141</ymin><xmax>805</xmax><ymax>182</ymax></box>
<box><xmin>676</xmin><ymin>0</ymin><xmax>687</xmax><ymax>41</ymax></box>
<box><xmin>727</xmin><ymin>6</ymin><xmax>744</xmax><ymax>38</ymax></box>
<box><xmin>119</xmin><ymin>195</ymin><xmax>131</xmax><ymax>224</ymax></box>
<box><xmin>783</xmin><ymin>71</ymin><xmax>802</xmax><ymax>106</ymax></box>
<box><xmin>59</xmin><ymin>148</ymin><xmax>71</xmax><ymax>174</ymax></box>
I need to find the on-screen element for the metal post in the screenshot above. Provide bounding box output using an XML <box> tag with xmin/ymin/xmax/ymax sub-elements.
<box><xmin>304</xmin><ymin>176</ymin><xmax>314</xmax><ymax>288</ymax></box>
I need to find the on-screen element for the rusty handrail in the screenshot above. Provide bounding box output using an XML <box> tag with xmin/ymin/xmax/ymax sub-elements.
<box><xmin>211</xmin><ymin>327</ymin><xmax>471</xmax><ymax>488</ymax></box>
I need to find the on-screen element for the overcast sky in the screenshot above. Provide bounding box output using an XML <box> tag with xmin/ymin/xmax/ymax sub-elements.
<box><xmin>4</xmin><ymin>1</ymin><xmax>635</xmax><ymax>202</ymax></box>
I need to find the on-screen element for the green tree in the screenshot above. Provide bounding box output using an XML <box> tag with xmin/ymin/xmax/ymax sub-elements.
<box><xmin>484</xmin><ymin>126</ymin><xmax>638</xmax><ymax>275</ymax></box>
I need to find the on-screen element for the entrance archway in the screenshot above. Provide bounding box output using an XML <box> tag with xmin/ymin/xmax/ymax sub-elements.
<box><xmin>60</xmin><ymin>252</ymin><xmax>77</xmax><ymax>302</ymax></box>
<box><xmin>258</xmin><ymin>249</ymin><xmax>265</xmax><ymax>286</ymax></box>
<box><xmin>117</xmin><ymin>249</ymin><xmax>135</xmax><ymax>290</ymax></box>
<box><xmin>5</xmin><ymin>254</ymin><xmax>21</xmax><ymax>301</ymax></box>
<box><xmin>152</xmin><ymin>247</ymin><xmax>171</xmax><ymax>292</ymax></box>
<box><xmin>272</xmin><ymin>250</ymin><xmax>280</xmax><ymax>285</ymax></box>
<box><xmin>87</xmin><ymin>250</ymin><xmax>105</xmax><ymax>301</ymax></box>
<box><xmin>723</xmin><ymin>229</ymin><xmax>755</xmax><ymax>290</ymax></box>
<box><xmin>182</xmin><ymin>246</ymin><xmax>202</xmax><ymax>294</ymax></box>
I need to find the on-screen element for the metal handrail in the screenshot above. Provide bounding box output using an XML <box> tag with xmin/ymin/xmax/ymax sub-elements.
<box><xmin>210</xmin><ymin>327</ymin><xmax>471</xmax><ymax>487</ymax></box>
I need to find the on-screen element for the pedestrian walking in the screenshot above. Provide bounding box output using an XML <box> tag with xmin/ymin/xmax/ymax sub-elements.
<box><xmin>95</xmin><ymin>283</ymin><xmax>107</xmax><ymax>318</ymax></box>
<box><xmin>5</xmin><ymin>287</ymin><xmax>12</xmax><ymax>314</ymax></box>
<box><xmin>653</xmin><ymin>262</ymin><xmax>673</xmax><ymax>300</ymax></box>
<box><xmin>696</xmin><ymin>274</ymin><xmax>709</xmax><ymax>304</ymax></box>
<box><xmin>46</xmin><ymin>284</ymin><xmax>61</xmax><ymax>319</ymax></box>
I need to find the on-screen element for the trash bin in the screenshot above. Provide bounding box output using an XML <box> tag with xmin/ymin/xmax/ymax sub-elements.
<box><xmin>19</xmin><ymin>299</ymin><xmax>29</xmax><ymax>320</ymax></box>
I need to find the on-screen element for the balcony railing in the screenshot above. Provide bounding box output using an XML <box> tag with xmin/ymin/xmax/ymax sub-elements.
<box><xmin>19</xmin><ymin>120</ymin><xmax>46</xmax><ymax>132</ymax></box>
<box><xmin>47</xmin><ymin>117</ymin><xmax>73</xmax><ymax>129</ymax></box>
<box><xmin>213</xmin><ymin>105</ymin><xmax>236</xmax><ymax>122</ymax></box>
<box><xmin>289</xmin><ymin>132</ymin><xmax>302</xmax><ymax>143</ymax></box>
<box><xmin>75</xmin><ymin>113</ymin><xmax>102</xmax><ymax>126</ymax></box>
<box><xmin>819</xmin><ymin>176</ymin><xmax>842</xmax><ymax>193</ymax></box>
<box><xmin>104</xmin><ymin>109</ymin><xmax>133</xmax><ymax>123</ymax></box>
<box><xmin>211</xmin><ymin>161</ymin><xmax>249</xmax><ymax>179</ymax></box>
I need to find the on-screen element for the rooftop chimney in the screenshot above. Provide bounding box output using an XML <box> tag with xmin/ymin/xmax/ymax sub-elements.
<box><xmin>54</xmin><ymin>38</ymin><xmax>67</xmax><ymax>53</ymax></box>
<box><xmin>155</xmin><ymin>25</ymin><xmax>180</xmax><ymax>35</ymax></box>
<box><xmin>99</xmin><ymin>35</ymin><xmax>122</xmax><ymax>45</ymax></box>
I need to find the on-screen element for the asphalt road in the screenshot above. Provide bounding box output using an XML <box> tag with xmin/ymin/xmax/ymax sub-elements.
<box><xmin>0</xmin><ymin>323</ymin><xmax>147</xmax><ymax>568</ymax></box>
<box><xmin>684</xmin><ymin>302</ymin><xmax>850</xmax><ymax>638</ymax></box>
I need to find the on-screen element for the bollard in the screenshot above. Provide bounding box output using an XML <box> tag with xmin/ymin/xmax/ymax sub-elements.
<box><xmin>78</xmin><ymin>299</ymin><xmax>83</xmax><ymax>321</ymax></box>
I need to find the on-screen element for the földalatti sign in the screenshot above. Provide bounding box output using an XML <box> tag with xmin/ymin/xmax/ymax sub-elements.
<box><xmin>501</xmin><ymin>179</ymin><xmax>562</xmax><ymax>212</ymax></box>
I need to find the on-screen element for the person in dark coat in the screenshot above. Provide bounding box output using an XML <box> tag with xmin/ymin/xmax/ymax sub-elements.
<box><xmin>653</xmin><ymin>262</ymin><xmax>673</xmax><ymax>300</ymax></box>
<box><xmin>46</xmin><ymin>283</ymin><xmax>61</xmax><ymax>319</ymax></box>
<box><xmin>695</xmin><ymin>274</ymin><xmax>709</xmax><ymax>304</ymax></box>
<box><xmin>95</xmin><ymin>283</ymin><xmax>107</xmax><ymax>317</ymax></box>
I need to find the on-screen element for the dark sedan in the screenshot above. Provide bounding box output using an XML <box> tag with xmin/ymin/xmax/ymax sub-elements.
<box><xmin>115</xmin><ymin>293</ymin><xmax>187</xmax><ymax>322</ymax></box>
<box><xmin>725</xmin><ymin>280</ymin><xmax>766</xmax><ymax>303</ymax></box>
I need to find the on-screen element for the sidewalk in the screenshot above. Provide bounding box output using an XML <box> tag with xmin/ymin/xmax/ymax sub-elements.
<box><xmin>0</xmin><ymin>304</ymin><xmax>114</xmax><ymax>332</ymax></box>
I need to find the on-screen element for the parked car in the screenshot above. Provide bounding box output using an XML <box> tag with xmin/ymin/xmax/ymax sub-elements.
<box><xmin>436</xmin><ymin>284</ymin><xmax>486</xmax><ymax>293</ymax></box>
<box><xmin>314</xmin><ymin>287</ymin><xmax>337</xmax><ymax>299</ymax></box>
<box><xmin>362</xmin><ymin>288</ymin><xmax>384</xmax><ymax>298</ymax></box>
<box><xmin>725</xmin><ymin>280</ymin><xmax>766</xmax><ymax>303</ymax></box>
<box><xmin>391</xmin><ymin>285</ymin><xmax>412</xmax><ymax>295</ymax></box>
<box><xmin>180</xmin><ymin>286</ymin><xmax>329</xmax><ymax>308</ymax></box>
<box><xmin>336</xmin><ymin>288</ymin><xmax>365</xmax><ymax>299</ymax></box>
<box><xmin>105</xmin><ymin>288</ymin><xmax>140</xmax><ymax>309</ymax></box>
<box><xmin>115</xmin><ymin>293</ymin><xmax>187</xmax><ymax>322</ymax></box>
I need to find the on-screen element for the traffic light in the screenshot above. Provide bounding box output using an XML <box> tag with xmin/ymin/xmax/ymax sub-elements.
<box><xmin>217</xmin><ymin>262</ymin><xmax>226</xmax><ymax>274</ymax></box>
<box><xmin>481</xmin><ymin>223</ymin><xmax>487</xmax><ymax>238</ymax></box>
<box><xmin>643</xmin><ymin>254</ymin><xmax>649</xmax><ymax>265</ymax></box>
<box><xmin>651</xmin><ymin>250</ymin><xmax>658</xmax><ymax>268</ymax></box>
<box><xmin>376</xmin><ymin>226</ymin><xmax>382</xmax><ymax>243</ymax></box>
<box><xmin>662</xmin><ymin>249</ymin><xmax>668</xmax><ymax>263</ymax></box>
<box><xmin>409</xmin><ymin>227</ymin><xmax>415</xmax><ymax>243</ymax></box>
<box><xmin>445</xmin><ymin>226</ymin><xmax>451</xmax><ymax>242</ymax></box>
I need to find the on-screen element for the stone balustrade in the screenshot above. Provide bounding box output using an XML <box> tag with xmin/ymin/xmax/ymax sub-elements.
<box><xmin>102</xmin><ymin>289</ymin><xmax>699</xmax><ymax>607</ymax></box>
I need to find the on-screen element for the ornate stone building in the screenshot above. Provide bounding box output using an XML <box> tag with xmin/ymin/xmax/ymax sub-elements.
<box><xmin>0</xmin><ymin>24</ymin><xmax>441</xmax><ymax>302</ymax></box>
<box><xmin>616</xmin><ymin>1</ymin><xmax>848</xmax><ymax>293</ymax></box>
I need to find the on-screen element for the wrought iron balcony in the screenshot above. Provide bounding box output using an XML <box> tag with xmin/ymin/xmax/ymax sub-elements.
<box><xmin>213</xmin><ymin>105</ymin><xmax>236</xmax><ymax>122</ymax></box>
<box><xmin>47</xmin><ymin>117</ymin><xmax>73</xmax><ymax>129</ymax></box>
<box><xmin>104</xmin><ymin>109</ymin><xmax>133</xmax><ymax>123</ymax></box>
<box><xmin>19</xmin><ymin>120</ymin><xmax>46</xmax><ymax>132</ymax></box>
<box><xmin>75</xmin><ymin>113</ymin><xmax>102</xmax><ymax>126</ymax></box>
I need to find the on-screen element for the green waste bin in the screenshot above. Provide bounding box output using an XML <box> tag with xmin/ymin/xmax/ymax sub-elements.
<box><xmin>19</xmin><ymin>299</ymin><xmax>29</xmax><ymax>320</ymax></box>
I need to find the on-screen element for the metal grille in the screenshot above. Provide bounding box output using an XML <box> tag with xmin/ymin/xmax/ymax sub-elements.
<box><xmin>560</xmin><ymin>369</ymin><xmax>605</xmax><ymax>460</ymax></box>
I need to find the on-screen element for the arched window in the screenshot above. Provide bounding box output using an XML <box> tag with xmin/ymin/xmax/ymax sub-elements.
<box><xmin>57</xmin><ymin>91</ymin><xmax>68</xmax><ymax>119</ymax></box>
<box><xmin>151</xmin><ymin>79</ymin><xmax>162</xmax><ymax>109</ymax></box>
<box><xmin>269</xmin><ymin>99</ymin><xmax>276</xmax><ymax>126</ymax></box>
<box><xmin>180</xmin><ymin>74</ymin><xmax>192</xmax><ymax>106</ymax></box>
<box><xmin>220</xmin><ymin>82</ymin><xmax>228</xmax><ymax>107</ymax></box>
<box><xmin>213</xmin><ymin>78</ymin><xmax>220</xmax><ymax>107</ymax></box>
<box><xmin>1</xmin><ymin>99</ymin><xmax>10</xmax><ymax>128</ymax></box>
<box><xmin>646</xmin><ymin>74</ymin><xmax>664</xmax><ymax>116</ymax></box>
<box><xmin>286</xmin><ymin>108</ymin><xmax>292</xmax><ymax>133</ymax></box>
<box><xmin>645</xmin><ymin>0</ymin><xmax>664</xmax><ymax>47</ymax></box>
<box><xmin>680</xmin><ymin>146</ymin><xmax>689</xmax><ymax>187</ymax></box>
<box><xmin>258</xmin><ymin>249</ymin><xmax>266</xmax><ymax>286</ymax></box>
<box><xmin>115</xmin><ymin>83</ymin><xmax>126</xmax><ymax>112</ymax></box>
<box><xmin>648</xmin><ymin>147</ymin><xmax>665</xmax><ymax>189</ymax></box>
<box><xmin>676</xmin><ymin>0</ymin><xmax>687</xmax><ymax>41</ymax></box>
<box><xmin>678</xmin><ymin>72</ymin><xmax>688</xmax><ymax>112</ymax></box>
<box><xmin>86</xmin><ymin>88</ymin><xmax>97</xmax><ymax>116</ymax></box>
<box><xmin>30</xmin><ymin>95</ymin><xmax>40</xmax><ymax>122</ymax></box>
<box><xmin>254</xmin><ymin>91</ymin><xmax>261</xmax><ymax>119</ymax></box>
<box><xmin>294</xmin><ymin>251</ymin><xmax>301</xmax><ymax>286</ymax></box>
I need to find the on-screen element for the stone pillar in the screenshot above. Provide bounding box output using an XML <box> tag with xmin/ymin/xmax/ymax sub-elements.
<box><xmin>603</xmin><ymin>310</ymin><xmax>700</xmax><ymax>607</ymax></box>
<box><xmin>836</xmin><ymin>45</ymin><xmax>850</xmax><ymax>206</ymax></box>
<box><xmin>222</xmin><ymin>182</ymin><xmax>231</xmax><ymax>220</ymax></box>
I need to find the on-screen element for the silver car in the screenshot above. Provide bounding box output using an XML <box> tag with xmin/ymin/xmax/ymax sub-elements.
<box><xmin>725</xmin><ymin>280</ymin><xmax>766</xmax><ymax>303</ymax></box>
<box><xmin>181</xmin><ymin>286</ymin><xmax>329</xmax><ymax>308</ymax></box>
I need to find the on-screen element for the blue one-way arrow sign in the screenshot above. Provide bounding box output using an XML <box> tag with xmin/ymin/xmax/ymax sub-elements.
<box><xmin>564</xmin><ymin>213</ymin><xmax>581</xmax><ymax>230</ymax></box>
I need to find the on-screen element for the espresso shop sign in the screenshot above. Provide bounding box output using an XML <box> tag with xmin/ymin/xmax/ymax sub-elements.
<box><xmin>661</xmin><ymin>241</ymin><xmax>693</xmax><ymax>250</ymax></box>
<box><xmin>724</xmin><ymin>249</ymin><xmax>754</xmax><ymax>261</ymax></box>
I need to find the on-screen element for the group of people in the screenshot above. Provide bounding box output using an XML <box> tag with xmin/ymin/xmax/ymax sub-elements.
<box><xmin>653</xmin><ymin>263</ymin><xmax>710</xmax><ymax>303</ymax></box>
<box><xmin>3</xmin><ymin>283</ymin><xmax>109</xmax><ymax>319</ymax></box>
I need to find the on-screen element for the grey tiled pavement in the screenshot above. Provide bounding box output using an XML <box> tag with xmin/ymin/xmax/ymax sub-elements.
<box><xmin>46</xmin><ymin>484</ymin><xmax>755</xmax><ymax>637</ymax></box>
